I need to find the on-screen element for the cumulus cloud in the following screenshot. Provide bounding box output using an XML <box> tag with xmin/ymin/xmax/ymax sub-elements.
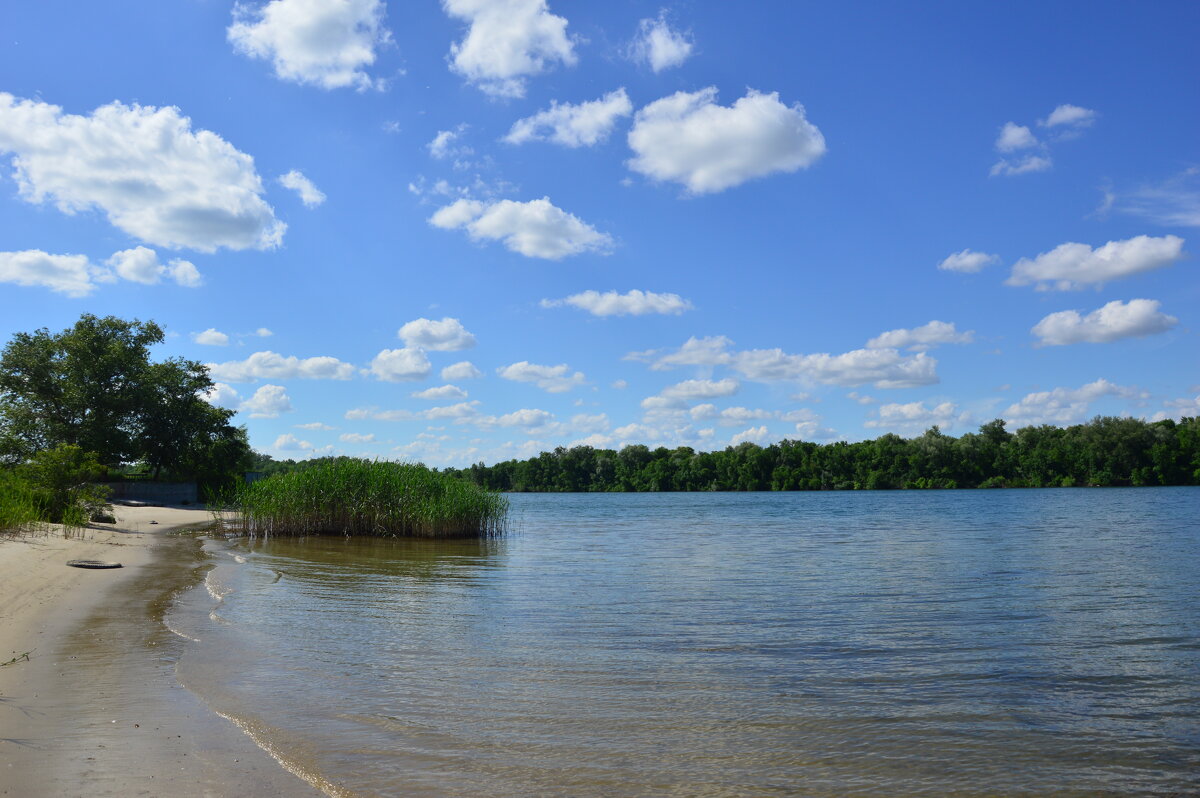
<box><xmin>0</xmin><ymin>93</ymin><xmax>284</xmax><ymax>251</ymax></box>
<box><xmin>628</xmin><ymin>12</ymin><xmax>693</xmax><ymax>72</ymax></box>
<box><xmin>208</xmin><ymin>350</ymin><xmax>357</xmax><ymax>382</ymax></box>
<box><xmin>228</xmin><ymin>0</ymin><xmax>389</xmax><ymax>90</ymax></box>
<box><xmin>398</xmin><ymin>317</ymin><xmax>476</xmax><ymax>350</ymax></box>
<box><xmin>938</xmin><ymin>249</ymin><xmax>999</xmax><ymax>273</ymax></box>
<box><xmin>443</xmin><ymin>0</ymin><xmax>576</xmax><ymax>98</ymax></box>
<box><xmin>1031</xmin><ymin>299</ymin><xmax>1178</xmax><ymax>346</ymax></box>
<box><xmin>0</xmin><ymin>250</ymin><xmax>100</xmax><ymax>297</ymax></box>
<box><xmin>627</xmin><ymin>87</ymin><xmax>826</xmax><ymax>194</ymax></box>
<box><xmin>203</xmin><ymin>382</ymin><xmax>292</xmax><ymax>418</ymax></box>
<box><xmin>369</xmin><ymin>348</ymin><xmax>432</xmax><ymax>382</ymax></box>
<box><xmin>628</xmin><ymin>335</ymin><xmax>937</xmax><ymax>388</ymax></box>
<box><xmin>106</xmin><ymin>247</ymin><xmax>202</xmax><ymax>287</ymax></box>
<box><xmin>339</xmin><ymin>432</ymin><xmax>376</xmax><ymax>443</ymax></box>
<box><xmin>1040</xmin><ymin>104</ymin><xmax>1096</xmax><ymax>129</ymax></box>
<box><xmin>730</xmin><ymin>426</ymin><xmax>771</xmax><ymax>446</ymax></box>
<box><xmin>1003</xmin><ymin>379</ymin><xmax>1142</xmax><ymax>427</ymax></box>
<box><xmin>990</xmin><ymin>154</ymin><xmax>1052</xmax><ymax>177</ymax></box>
<box><xmin>193</xmin><ymin>328</ymin><xmax>230</xmax><ymax>346</ymax></box>
<box><xmin>1151</xmin><ymin>394</ymin><xmax>1200</xmax><ymax>422</ymax></box>
<box><xmin>540</xmin><ymin>289</ymin><xmax>692</xmax><ymax>316</ymax></box>
<box><xmin>995</xmin><ymin>122</ymin><xmax>1039</xmax><ymax>153</ymax></box>
<box><xmin>295</xmin><ymin>421</ymin><xmax>336</xmax><ymax>430</ymax></box>
<box><xmin>503</xmin><ymin>89</ymin><xmax>632</xmax><ymax>147</ymax></box>
<box><xmin>644</xmin><ymin>378</ymin><xmax>739</xmax><ymax>409</ymax></box>
<box><xmin>274</xmin><ymin>432</ymin><xmax>315</xmax><ymax>451</ymax></box>
<box><xmin>429</xmin><ymin>197</ymin><xmax>612</xmax><ymax>259</ymax></box>
<box><xmin>256</xmin><ymin>328</ymin><xmax>274</xmax><ymax>337</ymax></box>
<box><xmin>441</xmin><ymin>361</ymin><xmax>483</xmax><ymax>380</ymax></box>
<box><xmin>428</xmin><ymin>125</ymin><xmax>473</xmax><ymax>160</ymax></box>
<box><xmin>1007</xmin><ymin>234</ymin><xmax>1185</xmax><ymax>290</ymax></box>
<box><xmin>864</xmin><ymin>401</ymin><xmax>963</xmax><ymax>432</ymax></box>
<box><xmin>412</xmin><ymin>384</ymin><xmax>468</xmax><ymax>400</ymax></box>
<box><xmin>867</xmin><ymin>321</ymin><xmax>973</xmax><ymax>352</ymax></box>
<box><xmin>278</xmin><ymin>170</ymin><xmax>326</xmax><ymax>207</ymax></box>
<box><xmin>497</xmin><ymin>361</ymin><xmax>585</xmax><ymax>393</ymax></box>
<box><xmin>241</xmin><ymin>384</ymin><xmax>293</xmax><ymax>418</ymax></box>
<box><xmin>689</xmin><ymin>404</ymin><xmax>818</xmax><ymax>428</ymax></box>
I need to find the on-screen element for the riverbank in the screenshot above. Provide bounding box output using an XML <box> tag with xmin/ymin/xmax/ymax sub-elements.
<box><xmin>0</xmin><ymin>505</ymin><xmax>321</xmax><ymax>797</ymax></box>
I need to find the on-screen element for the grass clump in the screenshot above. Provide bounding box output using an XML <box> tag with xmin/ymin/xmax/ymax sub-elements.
<box><xmin>0</xmin><ymin>469</ymin><xmax>44</xmax><ymax>536</ymax></box>
<box><xmin>229</xmin><ymin>458</ymin><xmax>508</xmax><ymax>539</ymax></box>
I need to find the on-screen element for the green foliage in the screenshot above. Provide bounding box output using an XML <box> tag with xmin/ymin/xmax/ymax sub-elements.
<box><xmin>230</xmin><ymin>458</ymin><xmax>508</xmax><ymax>539</ymax></box>
<box><xmin>0</xmin><ymin>314</ymin><xmax>251</xmax><ymax>485</ymax></box>
<box><xmin>0</xmin><ymin>468</ymin><xmax>42</xmax><ymax>534</ymax></box>
<box><xmin>20</xmin><ymin>444</ymin><xmax>111</xmax><ymax>524</ymax></box>
<box><xmin>440</xmin><ymin>417</ymin><xmax>1200</xmax><ymax>493</ymax></box>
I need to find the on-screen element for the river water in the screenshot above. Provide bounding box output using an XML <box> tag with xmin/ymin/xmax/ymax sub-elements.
<box><xmin>166</xmin><ymin>489</ymin><xmax>1200</xmax><ymax>796</ymax></box>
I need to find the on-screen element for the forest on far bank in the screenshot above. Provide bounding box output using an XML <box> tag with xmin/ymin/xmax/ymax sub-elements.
<box><xmin>427</xmin><ymin>417</ymin><xmax>1200</xmax><ymax>493</ymax></box>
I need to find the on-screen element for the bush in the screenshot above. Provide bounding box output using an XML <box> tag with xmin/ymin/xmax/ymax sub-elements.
<box><xmin>20</xmin><ymin>444</ymin><xmax>112</xmax><ymax>525</ymax></box>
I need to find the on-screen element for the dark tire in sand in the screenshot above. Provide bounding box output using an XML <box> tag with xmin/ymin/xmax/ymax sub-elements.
<box><xmin>66</xmin><ymin>559</ymin><xmax>123</xmax><ymax>569</ymax></box>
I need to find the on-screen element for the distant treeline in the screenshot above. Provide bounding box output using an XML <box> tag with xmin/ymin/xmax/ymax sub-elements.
<box><xmin>437</xmin><ymin>417</ymin><xmax>1200</xmax><ymax>492</ymax></box>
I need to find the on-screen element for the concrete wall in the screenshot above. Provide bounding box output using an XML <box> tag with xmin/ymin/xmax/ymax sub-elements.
<box><xmin>100</xmin><ymin>481</ymin><xmax>199</xmax><ymax>505</ymax></box>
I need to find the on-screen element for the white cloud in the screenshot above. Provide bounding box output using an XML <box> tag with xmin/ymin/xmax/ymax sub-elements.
<box><xmin>208</xmin><ymin>350</ymin><xmax>357</xmax><ymax>382</ymax></box>
<box><xmin>441</xmin><ymin>361</ymin><xmax>483</xmax><ymax>380</ymax></box>
<box><xmin>204</xmin><ymin>382</ymin><xmax>292</xmax><ymax>418</ymax></box>
<box><xmin>274</xmin><ymin>432</ymin><xmax>314</xmax><ymax>451</ymax></box>
<box><xmin>428</xmin><ymin>125</ymin><xmax>473</xmax><ymax>160</ymax></box>
<box><xmin>996</xmin><ymin>122</ymin><xmax>1039</xmax><ymax>152</ymax></box>
<box><xmin>295</xmin><ymin>421</ymin><xmax>336</xmax><ymax>430</ymax></box>
<box><xmin>1151</xmin><ymin>394</ymin><xmax>1200</xmax><ymax>422</ymax></box>
<box><xmin>476</xmin><ymin>408</ymin><xmax>559</xmax><ymax>434</ymax></box>
<box><xmin>1031</xmin><ymin>299</ymin><xmax>1178</xmax><ymax>346</ymax></box>
<box><xmin>256</xmin><ymin>327</ymin><xmax>274</xmax><ymax>337</ymax></box>
<box><xmin>938</xmin><ymin>249</ymin><xmax>999</xmax><ymax>273</ymax></box>
<box><xmin>864</xmin><ymin>401</ymin><xmax>962</xmax><ymax>432</ymax></box>
<box><xmin>867</xmin><ymin>321</ymin><xmax>973</xmax><ymax>352</ymax></box>
<box><xmin>1114</xmin><ymin>168</ymin><xmax>1200</xmax><ymax>228</ymax></box>
<box><xmin>1003</xmin><ymin>378</ymin><xmax>1141</xmax><ymax>427</ymax></box>
<box><xmin>278</xmin><ymin>170</ymin><xmax>326</xmax><ymax>207</ymax></box>
<box><xmin>497</xmin><ymin>361</ymin><xmax>585</xmax><ymax>393</ymax></box>
<box><xmin>504</xmin><ymin>89</ymin><xmax>632</xmax><ymax>147</ymax></box>
<box><xmin>193</xmin><ymin>328</ymin><xmax>231</xmax><ymax>346</ymax></box>
<box><xmin>105</xmin><ymin>247</ymin><xmax>203</xmax><ymax>287</ymax></box>
<box><xmin>241</xmin><ymin>384</ymin><xmax>293</xmax><ymax>418</ymax></box>
<box><xmin>627</xmin><ymin>87</ymin><xmax>826</xmax><ymax>194</ymax></box>
<box><xmin>0</xmin><ymin>93</ymin><xmax>284</xmax><ymax>252</ymax></box>
<box><xmin>168</xmin><ymin>259</ymin><xmax>203</xmax><ymax>287</ymax></box>
<box><xmin>540</xmin><ymin>289</ymin><xmax>692</xmax><ymax>316</ymax></box>
<box><xmin>644</xmin><ymin>378</ymin><xmax>739</xmax><ymax>409</ymax></box>
<box><xmin>628</xmin><ymin>13</ymin><xmax>693</xmax><ymax>72</ymax></box>
<box><xmin>339</xmin><ymin>432</ymin><xmax>376</xmax><ymax>443</ymax></box>
<box><xmin>443</xmin><ymin>0</ymin><xmax>576</xmax><ymax>98</ymax></box>
<box><xmin>369</xmin><ymin>348</ymin><xmax>432</xmax><ymax>382</ymax></box>
<box><xmin>730</xmin><ymin>426</ymin><xmax>771</xmax><ymax>446</ymax></box>
<box><xmin>627</xmin><ymin>335</ymin><xmax>937</xmax><ymax>388</ymax></box>
<box><xmin>990</xmin><ymin>154</ymin><xmax>1052</xmax><ymax>177</ymax></box>
<box><xmin>0</xmin><ymin>250</ymin><xmax>99</xmax><ymax>297</ymax></box>
<box><xmin>228</xmin><ymin>0</ymin><xmax>389</xmax><ymax>90</ymax></box>
<box><xmin>1040</xmin><ymin>104</ymin><xmax>1096</xmax><ymax>128</ymax></box>
<box><xmin>412</xmin><ymin>384</ymin><xmax>468</xmax><ymax>400</ymax></box>
<box><xmin>430</xmin><ymin>197</ymin><xmax>611</xmax><ymax>259</ymax></box>
<box><xmin>690</xmin><ymin>404</ymin><xmax>817</xmax><ymax>428</ymax></box>
<box><xmin>1007</xmin><ymin>234</ymin><xmax>1185</xmax><ymax>290</ymax></box>
<box><xmin>398</xmin><ymin>317</ymin><xmax>476</xmax><ymax>351</ymax></box>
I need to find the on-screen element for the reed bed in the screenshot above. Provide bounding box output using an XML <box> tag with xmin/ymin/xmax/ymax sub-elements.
<box><xmin>0</xmin><ymin>470</ymin><xmax>48</xmax><ymax>537</ymax></box>
<box><xmin>229</xmin><ymin>458</ymin><xmax>508</xmax><ymax>539</ymax></box>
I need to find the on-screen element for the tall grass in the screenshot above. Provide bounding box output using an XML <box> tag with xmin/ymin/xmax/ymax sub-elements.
<box><xmin>0</xmin><ymin>469</ymin><xmax>46</xmax><ymax>536</ymax></box>
<box><xmin>228</xmin><ymin>458</ymin><xmax>508</xmax><ymax>539</ymax></box>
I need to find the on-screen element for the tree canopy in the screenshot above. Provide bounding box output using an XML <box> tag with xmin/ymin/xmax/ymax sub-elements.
<box><xmin>0</xmin><ymin>314</ymin><xmax>251</xmax><ymax>483</ymax></box>
<box><xmin>438</xmin><ymin>417</ymin><xmax>1200</xmax><ymax>492</ymax></box>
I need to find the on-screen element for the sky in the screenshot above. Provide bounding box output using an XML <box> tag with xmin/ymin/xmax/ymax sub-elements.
<box><xmin>0</xmin><ymin>0</ymin><xmax>1197</xmax><ymax>467</ymax></box>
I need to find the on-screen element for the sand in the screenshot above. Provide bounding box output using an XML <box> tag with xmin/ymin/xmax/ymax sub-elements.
<box><xmin>0</xmin><ymin>505</ymin><xmax>323</xmax><ymax>797</ymax></box>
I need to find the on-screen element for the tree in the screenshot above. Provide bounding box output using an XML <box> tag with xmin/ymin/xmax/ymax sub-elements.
<box><xmin>0</xmin><ymin>314</ymin><xmax>249</xmax><ymax>484</ymax></box>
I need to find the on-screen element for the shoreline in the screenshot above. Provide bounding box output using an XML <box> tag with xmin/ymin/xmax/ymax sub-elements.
<box><xmin>0</xmin><ymin>505</ymin><xmax>323</xmax><ymax>797</ymax></box>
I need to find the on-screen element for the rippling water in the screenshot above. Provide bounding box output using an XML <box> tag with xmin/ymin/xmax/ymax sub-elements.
<box><xmin>167</xmin><ymin>489</ymin><xmax>1200</xmax><ymax>796</ymax></box>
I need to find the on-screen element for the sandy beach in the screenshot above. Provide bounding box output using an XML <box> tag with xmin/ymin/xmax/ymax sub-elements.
<box><xmin>0</xmin><ymin>505</ymin><xmax>321</xmax><ymax>797</ymax></box>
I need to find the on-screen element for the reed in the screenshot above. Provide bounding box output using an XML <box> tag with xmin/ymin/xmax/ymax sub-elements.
<box><xmin>0</xmin><ymin>469</ymin><xmax>46</xmax><ymax>536</ymax></box>
<box><xmin>228</xmin><ymin>458</ymin><xmax>508</xmax><ymax>539</ymax></box>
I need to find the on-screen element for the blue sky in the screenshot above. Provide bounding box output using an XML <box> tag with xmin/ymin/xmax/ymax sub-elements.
<box><xmin>1</xmin><ymin>0</ymin><xmax>1197</xmax><ymax>466</ymax></box>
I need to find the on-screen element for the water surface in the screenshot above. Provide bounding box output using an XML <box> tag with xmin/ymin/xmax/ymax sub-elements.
<box><xmin>169</xmin><ymin>489</ymin><xmax>1200</xmax><ymax>796</ymax></box>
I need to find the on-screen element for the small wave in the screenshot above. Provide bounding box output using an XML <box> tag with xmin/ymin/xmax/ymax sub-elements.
<box><xmin>205</xmin><ymin>569</ymin><xmax>232</xmax><ymax>601</ymax></box>
<box><xmin>163</xmin><ymin>612</ymin><xmax>201</xmax><ymax>643</ymax></box>
<box><xmin>210</xmin><ymin>708</ymin><xmax>356</xmax><ymax>798</ymax></box>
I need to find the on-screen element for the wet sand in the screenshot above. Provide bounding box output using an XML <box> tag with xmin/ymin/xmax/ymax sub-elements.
<box><xmin>0</xmin><ymin>505</ymin><xmax>321</xmax><ymax>797</ymax></box>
